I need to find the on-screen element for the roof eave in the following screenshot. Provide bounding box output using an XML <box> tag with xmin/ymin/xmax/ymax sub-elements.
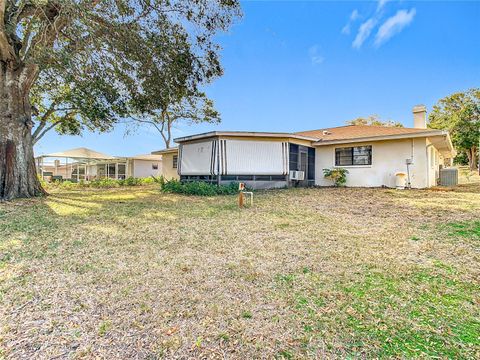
<box><xmin>174</xmin><ymin>131</ymin><xmax>318</xmax><ymax>143</ymax></box>
<box><xmin>312</xmin><ymin>130</ymin><xmax>449</xmax><ymax>146</ymax></box>
<box><xmin>151</xmin><ymin>147</ymin><xmax>179</xmax><ymax>155</ymax></box>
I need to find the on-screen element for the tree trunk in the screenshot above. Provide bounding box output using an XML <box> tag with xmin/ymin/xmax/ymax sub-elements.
<box><xmin>0</xmin><ymin>62</ymin><xmax>45</xmax><ymax>200</ymax></box>
<box><xmin>467</xmin><ymin>147</ymin><xmax>477</xmax><ymax>171</ymax></box>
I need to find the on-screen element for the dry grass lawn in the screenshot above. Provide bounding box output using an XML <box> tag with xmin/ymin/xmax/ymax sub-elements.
<box><xmin>1</xmin><ymin>182</ymin><xmax>479</xmax><ymax>359</ymax></box>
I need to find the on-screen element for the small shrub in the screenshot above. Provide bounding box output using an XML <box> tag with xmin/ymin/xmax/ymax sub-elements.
<box><xmin>60</xmin><ymin>180</ymin><xmax>77</xmax><ymax>189</ymax></box>
<box><xmin>323</xmin><ymin>168</ymin><xmax>349</xmax><ymax>187</ymax></box>
<box><xmin>119</xmin><ymin>177</ymin><xmax>142</xmax><ymax>186</ymax></box>
<box><xmin>46</xmin><ymin>176</ymin><xmax>162</xmax><ymax>189</ymax></box>
<box><xmin>89</xmin><ymin>178</ymin><xmax>120</xmax><ymax>188</ymax></box>
<box><xmin>140</xmin><ymin>177</ymin><xmax>156</xmax><ymax>185</ymax></box>
<box><xmin>161</xmin><ymin>179</ymin><xmax>242</xmax><ymax>196</ymax></box>
<box><xmin>155</xmin><ymin>175</ymin><xmax>166</xmax><ymax>188</ymax></box>
<box><xmin>38</xmin><ymin>175</ymin><xmax>48</xmax><ymax>189</ymax></box>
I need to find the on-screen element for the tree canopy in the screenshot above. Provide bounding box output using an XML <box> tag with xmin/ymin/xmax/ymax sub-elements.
<box><xmin>130</xmin><ymin>91</ymin><xmax>220</xmax><ymax>149</ymax></box>
<box><xmin>346</xmin><ymin>114</ymin><xmax>403</xmax><ymax>127</ymax></box>
<box><xmin>429</xmin><ymin>88</ymin><xmax>480</xmax><ymax>170</ymax></box>
<box><xmin>27</xmin><ymin>0</ymin><xmax>240</xmax><ymax>142</ymax></box>
<box><xmin>0</xmin><ymin>0</ymin><xmax>240</xmax><ymax>200</ymax></box>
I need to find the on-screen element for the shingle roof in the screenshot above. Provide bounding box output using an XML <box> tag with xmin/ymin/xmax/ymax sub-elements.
<box><xmin>295</xmin><ymin>125</ymin><xmax>436</xmax><ymax>141</ymax></box>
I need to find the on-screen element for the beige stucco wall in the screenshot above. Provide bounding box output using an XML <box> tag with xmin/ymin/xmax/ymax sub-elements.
<box><xmin>315</xmin><ymin>138</ymin><xmax>431</xmax><ymax>188</ymax></box>
<box><xmin>161</xmin><ymin>153</ymin><xmax>179</xmax><ymax>180</ymax></box>
<box><xmin>426</xmin><ymin>139</ymin><xmax>443</xmax><ymax>187</ymax></box>
<box><xmin>132</xmin><ymin>159</ymin><xmax>162</xmax><ymax>178</ymax></box>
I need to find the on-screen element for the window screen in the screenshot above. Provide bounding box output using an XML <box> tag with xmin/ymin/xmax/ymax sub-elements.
<box><xmin>335</xmin><ymin>146</ymin><xmax>372</xmax><ymax>166</ymax></box>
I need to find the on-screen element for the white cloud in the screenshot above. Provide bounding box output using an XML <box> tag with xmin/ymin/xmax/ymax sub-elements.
<box><xmin>341</xmin><ymin>23</ymin><xmax>351</xmax><ymax>35</ymax></box>
<box><xmin>308</xmin><ymin>45</ymin><xmax>324</xmax><ymax>65</ymax></box>
<box><xmin>341</xmin><ymin>9</ymin><xmax>360</xmax><ymax>35</ymax></box>
<box><xmin>352</xmin><ymin>18</ymin><xmax>376</xmax><ymax>49</ymax></box>
<box><xmin>374</xmin><ymin>8</ymin><xmax>416</xmax><ymax>47</ymax></box>
<box><xmin>350</xmin><ymin>9</ymin><xmax>360</xmax><ymax>21</ymax></box>
<box><xmin>377</xmin><ymin>0</ymin><xmax>389</xmax><ymax>12</ymax></box>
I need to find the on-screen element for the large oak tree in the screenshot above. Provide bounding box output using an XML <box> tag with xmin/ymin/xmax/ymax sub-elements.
<box><xmin>429</xmin><ymin>89</ymin><xmax>480</xmax><ymax>171</ymax></box>
<box><xmin>0</xmin><ymin>0</ymin><xmax>240</xmax><ymax>200</ymax></box>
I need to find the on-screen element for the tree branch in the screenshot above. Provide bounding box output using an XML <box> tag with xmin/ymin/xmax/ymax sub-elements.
<box><xmin>32</xmin><ymin>118</ymin><xmax>63</xmax><ymax>144</ymax></box>
<box><xmin>32</xmin><ymin>100</ymin><xmax>58</xmax><ymax>139</ymax></box>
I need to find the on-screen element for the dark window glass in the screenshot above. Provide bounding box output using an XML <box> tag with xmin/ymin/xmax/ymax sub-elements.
<box><xmin>222</xmin><ymin>175</ymin><xmax>237</xmax><ymax>181</ymax></box>
<box><xmin>254</xmin><ymin>175</ymin><xmax>271</xmax><ymax>181</ymax></box>
<box><xmin>237</xmin><ymin>175</ymin><xmax>254</xmax><ymax>181</ymax></box>
<box><xmin>335</xmin><ymin>147</ymin><xmax>354</xmax><ymax>166</ymax></box>
<box><xmin>289</xmin><ymin>144</ymin><xmax>299</xmax><ymax>171</ymax></box>
<box><xmin>335</xmin><ymin>146</ymin><xmax>372</xmax><ymax>166</ymax></box>
<box><xmin>108</xmin><ymin>163</ymin><xmax>116</xmax><ymax>178</ymax></box>
<box><xmin>172</xmin><ymin>155</ymin><xmax>178</xmax><ymax>169</ymax></box>
<box><xmin>308</xmin><ymin>147</ymin><xmax>315</xmax><ymax>180</ymax></box>
<box><xmin>152</xmin><ymin>163</ymin><xmax>158</xmax><ymax>170</ymax></box>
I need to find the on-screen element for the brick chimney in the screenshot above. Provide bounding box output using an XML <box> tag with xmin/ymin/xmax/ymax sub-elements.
<box><xmin>413</xmin><ymin>105</ymin><xmax>427</xmax><ymax>129</ymax></box>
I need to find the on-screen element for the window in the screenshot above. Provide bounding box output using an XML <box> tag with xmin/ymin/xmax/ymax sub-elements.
<box><xmin>335</xmin><ymin>146</ymin><xmax>372</xmax><ymax>166</ymax></box>
<box><xmin>172</xmin><ymin>155</ymin><xmax>178</xmax><ymax>169</ymax></box>
<box><xmin>117</xmin><ymin>163</ymin><xmax>126</xmax><ymax>180</ymax></box>
<box><xmin>152</xmin><ymin>163</ymin><xmax>158</xmax><ymax>170</ymax></box>
<box><xmin>107</xmin><ymin>163</ymin><xmax>116</xmax><ymax>178</ymax></box>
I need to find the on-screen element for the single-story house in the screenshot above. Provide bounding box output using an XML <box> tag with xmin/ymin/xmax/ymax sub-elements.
<box><xmin>36</xmin><ymin>147</ymin><xmax>162</xmax><ymax>181</ymax></box>
<box><xmin>153</xmin><ymin>105</ymin><xmax>455</xmax><ymax>189</ymax></box>
<box><xmin>151</xmin><ymin>147</ymin><xmax>179</xmax><ymax>180</ymax></box>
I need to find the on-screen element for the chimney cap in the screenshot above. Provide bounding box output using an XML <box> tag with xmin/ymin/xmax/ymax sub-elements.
<box><xmin>413</xmin><ymin>104</ymin><xmax>427</xmax><ymax>113</ymax></box>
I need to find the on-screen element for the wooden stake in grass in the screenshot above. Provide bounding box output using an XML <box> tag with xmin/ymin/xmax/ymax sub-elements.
<box><xmin>238</xmin><ymin>183</ymin><xmax>245</xmax><ymax>208</ymax></box>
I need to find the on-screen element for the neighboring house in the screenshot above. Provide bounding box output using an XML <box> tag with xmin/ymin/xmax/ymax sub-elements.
<box><xmin>151</xmin><ymin>147</ymin><xmax>179</xmax><ymax>180</ymax></box>
<box><xmin>36</xmin><ymin>147</ymin><xmax>162</xmax><ymax>181</ymax></box>
<box><xmin>155</xmin><ymin>106</ymin><xmax>455</xmax><ymax>189</ymax></box>
<box><xmin>128</xmin><ymin>154</ymin><xmax>163</xmax><ymax>178</ymax></box>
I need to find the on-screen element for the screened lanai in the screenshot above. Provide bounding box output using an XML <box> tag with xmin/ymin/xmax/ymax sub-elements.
<box><xmin>36</xmin><ymin>147</ymin><xmax>128</xmax><ymax>182</ymax></box>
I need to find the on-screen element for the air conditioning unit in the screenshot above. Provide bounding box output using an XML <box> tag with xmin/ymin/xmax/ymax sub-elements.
<box><xmin>289</xmin><ymin>170</ymin><xmax>305</xmax><ymax>181</ymax></box>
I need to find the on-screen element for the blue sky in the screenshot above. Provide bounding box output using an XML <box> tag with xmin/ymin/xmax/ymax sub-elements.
<box><xmin>35</xmin><ymin>0</ymin><xmax>480</xmax><ymax>156</ymax></box>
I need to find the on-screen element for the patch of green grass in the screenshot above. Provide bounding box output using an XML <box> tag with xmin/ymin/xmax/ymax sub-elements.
<box><xmin>276</xmin><ymin>267</ymin><xmax>480</xmax><ymax>358</ymax></box>
<box><xmin>98</xmin><ymin>320</ymin><xmax>112</xmax><ymax>337</ymax></box>
<box><xmin>275</xmin><ymin>273</ymin><xmax>296</xmax><ymax>285</ymax></box>
<box><xmin>241</xmin><ymin>310</ymin><xmax>253</xmax><ymax>319</ymax></box>
<box><xmin>446</xmin><ymin>221</ymin><xmax>480</xmax><ymax>240</ymax></box>
<box><xmin>217</xmin><ymin>332</ymin><xmax>230</xmax><ymax>341</ymax></box>
<box><xmin>276</xmin><ymin>350</ymin><xmax>294</xmax><ymax>359</ymax></box>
